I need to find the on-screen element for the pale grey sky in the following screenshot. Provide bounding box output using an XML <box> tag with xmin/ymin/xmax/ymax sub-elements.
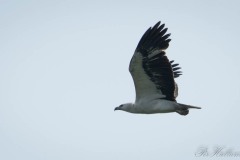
<box><xmin>1</xmin><ymin>0</ymin><xmax>240</xmax><ymax>160</ymax></box>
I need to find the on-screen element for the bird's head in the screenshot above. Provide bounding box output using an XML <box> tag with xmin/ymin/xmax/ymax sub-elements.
<box><xmin>114</xmin><ymin>103</ymin><xmax>134</xmax><ymax>112</ymax></box>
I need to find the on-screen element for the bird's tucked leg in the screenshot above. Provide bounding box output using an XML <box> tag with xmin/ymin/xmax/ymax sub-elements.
<box><xmin>176</xmin><ymin>108</ymin><xmax>189</xmax><ymax>116</ymax></box>
<box><xmin>176</xmin><ymin>103</ymin><xmax>201</xmax><ymax>116</ymax></box>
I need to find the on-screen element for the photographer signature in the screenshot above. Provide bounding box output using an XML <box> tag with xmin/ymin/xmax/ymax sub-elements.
<box><xmin>195</xmin><ymin>146</ymin><xmax>240</xmax><ymax>157</ymax></box>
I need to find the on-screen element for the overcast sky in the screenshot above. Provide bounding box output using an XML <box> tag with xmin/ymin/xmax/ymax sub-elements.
<box><xmin>1</xmin><ymin>0</ymin><xmax>240</xmax><ymax>160</ymax></box>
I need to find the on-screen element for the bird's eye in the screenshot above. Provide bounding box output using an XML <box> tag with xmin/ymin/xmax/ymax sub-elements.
<box><xmin>119</xmin><ymin>104</ymin><xmax>123</xmax><ymax>107</ymax></box>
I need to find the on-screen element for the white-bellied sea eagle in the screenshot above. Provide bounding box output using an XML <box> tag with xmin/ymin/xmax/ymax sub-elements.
<box><xmin>114</xmin><ymin>21</ymin><xmax>201</xmax><ymax>116</ymax></box>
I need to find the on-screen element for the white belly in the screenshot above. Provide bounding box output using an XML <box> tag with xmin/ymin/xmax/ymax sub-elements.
<box><xmin>135</xmin><ymin>99</ymin><xmax>178</xmax><ymax>114</ymax></box>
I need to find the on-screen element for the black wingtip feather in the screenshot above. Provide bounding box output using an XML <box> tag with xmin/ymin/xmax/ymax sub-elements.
<box><xmin>171</xmin><ymin>63</ymin><xmax>179</xmax><ymax>67</ymax></box>
<box><xmin>158</xmin><ymin>24</ymin><xmax>165</xmax><ymax>31</ymax></box>
<box><xmin>136</xmin><ymin>21</ymin><xmax>171</xmax><ymax>52</ymax></box>
<box><xmin>172</xmin><ymin>67</ymin><xmax>181</xmax><ymax>71</ymax></box>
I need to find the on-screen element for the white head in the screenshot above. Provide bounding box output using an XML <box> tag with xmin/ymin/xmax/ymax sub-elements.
<box><xmin>114</xmin><ymin>103</ymin><xmax>134</xmax><ymax>113</ymax></box>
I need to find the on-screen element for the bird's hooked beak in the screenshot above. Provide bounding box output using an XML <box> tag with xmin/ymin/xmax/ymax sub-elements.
<box><xmin>115</xmin><ymin>104</ymin><xmax>123</xmax><ymax>111</ymax></box>
<box><xmin>114</xmin><ymin>107</ymin><xmax>120</xmax><ymax>111</ymax></box>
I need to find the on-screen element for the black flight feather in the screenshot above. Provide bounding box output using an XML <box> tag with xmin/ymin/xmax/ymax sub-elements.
<box><xmin>135</xmin><ymin>21</ymin><xmax>182</xmax><ymax>101</ymax></box>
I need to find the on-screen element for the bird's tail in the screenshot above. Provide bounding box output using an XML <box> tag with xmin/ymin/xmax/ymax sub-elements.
<box><xmin>176</xmin><ymin>103</ymin><xmax>201</xmax><ymax>116</ymax></box>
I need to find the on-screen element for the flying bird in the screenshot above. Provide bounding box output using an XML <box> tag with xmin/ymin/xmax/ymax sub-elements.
<box><xmin>115</xmin><ymin>21</ymin><xmax>201</xmax><ymax>116</ymax></box>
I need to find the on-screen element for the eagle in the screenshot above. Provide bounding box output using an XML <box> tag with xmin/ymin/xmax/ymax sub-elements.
<box><xmin>115</xmin><ymin>21</ymin><xmax>201</xmax><ymax>116</ymax></box>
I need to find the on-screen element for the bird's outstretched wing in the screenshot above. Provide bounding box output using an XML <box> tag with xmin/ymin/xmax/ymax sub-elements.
<box><xmin>129</xmin><ymin>22</ymin><xmax>182</xmax><ymax>102</ymax></box>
